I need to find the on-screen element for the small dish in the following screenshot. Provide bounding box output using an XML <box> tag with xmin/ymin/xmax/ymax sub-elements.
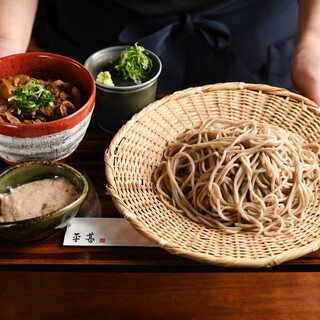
<box><xmin>85</xmin><ymin>45</ymin><xmax>162</xmax><ymax>133</ymax></box>
<box><xmin>0</xmin><ymin>161</ymin><xmax>88</xmax><ymax>242</ymax></box>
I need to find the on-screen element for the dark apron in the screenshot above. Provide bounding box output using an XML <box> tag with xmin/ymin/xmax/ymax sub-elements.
<box><xmin>42</xmin><ymin>0</ymin><xmax>298</xmax><ymax>93</ymax></box>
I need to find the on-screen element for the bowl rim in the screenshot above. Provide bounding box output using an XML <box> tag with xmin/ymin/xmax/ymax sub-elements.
<box><xmin>84</xmin><ymin>45</ymin><xmax>162</xmax><ymax>92</ymax></box>
<box><xmin>0</xmin><ymin>160</ymin><xmax>89</xmax><ymax>225</ymax></box>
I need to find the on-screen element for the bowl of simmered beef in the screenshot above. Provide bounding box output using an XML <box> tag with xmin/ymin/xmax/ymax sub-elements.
<box><xmin>0</xmin><ymin>52</ymin><xmax>96</xmax><ymax>164</ymax></box>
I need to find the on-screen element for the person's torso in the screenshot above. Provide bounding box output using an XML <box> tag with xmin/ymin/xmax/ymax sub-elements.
<box><xmin>107</xmin><ymin>0</ymin><xmax>221</xmax><ymax>16</ymax></box>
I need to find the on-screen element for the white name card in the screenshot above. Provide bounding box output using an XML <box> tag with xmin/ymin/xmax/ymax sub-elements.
<box><xmin>63</xmin><ymin>217</ymin><xmax>156</xmax><ymax>247</ymax></box>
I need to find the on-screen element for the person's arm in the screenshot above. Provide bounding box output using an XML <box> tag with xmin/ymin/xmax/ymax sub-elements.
<box><xmin>291</xmin><ymin>0</ymin><xmax>320</xmax><ymax>105</ymax></box>
<box><xmin>0</xmin><ymin>0</ymin><xmax>39</xmax><ymax>57</ymax></box>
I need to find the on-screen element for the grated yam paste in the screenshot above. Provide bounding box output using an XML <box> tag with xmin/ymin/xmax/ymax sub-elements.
<box><xmin>0</xmin><ymin>177</ymin><xmax>79</xmax><ymax>222</ymax></box>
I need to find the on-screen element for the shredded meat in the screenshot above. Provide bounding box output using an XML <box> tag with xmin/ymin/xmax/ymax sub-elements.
<box><xmin>0</xmin><ymin>74</ymin><xmax>84</xmax><ymax>124</ymax></box>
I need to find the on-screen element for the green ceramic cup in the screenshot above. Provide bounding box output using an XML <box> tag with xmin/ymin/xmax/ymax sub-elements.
<box><xmin>84</xmin><ymin>45</ymin><xmax>162</xmax><ymax>134</ymax></box>
<box><xmin>0</xmin><ymin>161</ymin><xmax>88</xmax><ymax>242</ymax></box>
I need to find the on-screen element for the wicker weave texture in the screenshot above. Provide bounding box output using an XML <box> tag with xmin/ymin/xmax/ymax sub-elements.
<box><xmin>105</xmin><ymin>82</ymin><xmax>320</xmax><ymax>268</ymax></box>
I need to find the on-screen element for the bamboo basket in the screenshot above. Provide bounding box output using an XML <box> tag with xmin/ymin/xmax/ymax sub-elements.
<box><xmin>105</xmin><ymin>82</ymin><xmax>320</xmax><ymax>268</ymax></box>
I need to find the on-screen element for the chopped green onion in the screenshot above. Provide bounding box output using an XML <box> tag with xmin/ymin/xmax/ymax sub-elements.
<box><xmin>8</xmin><ymin>80</ymin><xmax>55</xmax><ymax>112</ymax></box>
<box><xmin>114</xmin><ymin>43</ymin><xmax>153</xmax><ymax>84</ymax></box>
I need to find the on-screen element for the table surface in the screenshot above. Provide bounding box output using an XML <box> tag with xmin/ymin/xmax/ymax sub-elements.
<box><xmin>0</xmin><ymin>119</ymin><xmax>319</xmax><ymax>272</ymax></box>
<box><xmin>2</xmin><ymin>120</ymin><xmax>320</xmax><ymax>320</ymax></box>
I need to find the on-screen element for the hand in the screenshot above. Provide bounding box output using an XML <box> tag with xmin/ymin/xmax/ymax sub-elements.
<box><xmin>0</xmin><ymin>0</ymin><xmax>39</xmax><ymax>58</ymax></box>
<box><xmin>0</xmin><ymin>40</ymin><xmax>23</xmax><ymax>58</ymax></box>
<box><xmin>291</xmin><ymin>39</ymin><xmax>320</xmax><ymax>106</ymax></box>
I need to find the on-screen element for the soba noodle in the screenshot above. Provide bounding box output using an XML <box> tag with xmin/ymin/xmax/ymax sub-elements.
<box><xmin>154</xmin><ymin>119</ymin><xmax>320</xmax><ymax>236</ymax></box>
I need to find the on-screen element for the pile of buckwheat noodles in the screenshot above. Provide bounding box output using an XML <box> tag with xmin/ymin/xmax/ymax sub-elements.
<box><xmin>154</xmin><ymin>119</ymin><xmax>320</xmax><ymax>236</ymax></box>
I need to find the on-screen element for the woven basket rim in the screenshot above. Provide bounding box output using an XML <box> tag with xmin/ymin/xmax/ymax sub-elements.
<box><xmin>109</xmin><ymin>82</ymin><xmax>319</xmax><ymax>140</ymax></box>
<box><xmin>105</xmin><ymin>82</ymin><xmax>320</xmax><ymax>268</ymax></box>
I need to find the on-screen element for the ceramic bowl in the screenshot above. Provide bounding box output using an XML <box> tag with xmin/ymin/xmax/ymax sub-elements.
<box><xmin>0</xmin><ymin>161</ymin><xmax>88</xmax><ymax>242</ymax></box>
<box><xmin>0</xmin><ymin>52</ymin><xmax>96</xmax><ymax>164</ymax></box>
<box><xmin>84</xmin><ymin>45</ymin><xmax>162</xmax><ymax>133</ymax></box>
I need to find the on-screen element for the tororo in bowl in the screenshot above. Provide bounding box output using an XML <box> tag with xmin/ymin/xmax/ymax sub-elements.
<box><xmin>0</xmin><ymin>161</ymin><xmax>88</xmax><ymax>242</ymax></box>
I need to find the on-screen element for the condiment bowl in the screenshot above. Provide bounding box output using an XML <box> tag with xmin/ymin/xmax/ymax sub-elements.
<box><xmin>0</xmin><ymin>161</ymin><xmax>88</xmax><ymax>242</ymax></box>
<box><xmin>84</xmin><ymin>45</ymin><xmax>162</xmax><ymax>133</ymax></box>
<box><xmin>0</xmin><ymin>52</ymin><xmax>96</xmax><ymax>164</ymax></box>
